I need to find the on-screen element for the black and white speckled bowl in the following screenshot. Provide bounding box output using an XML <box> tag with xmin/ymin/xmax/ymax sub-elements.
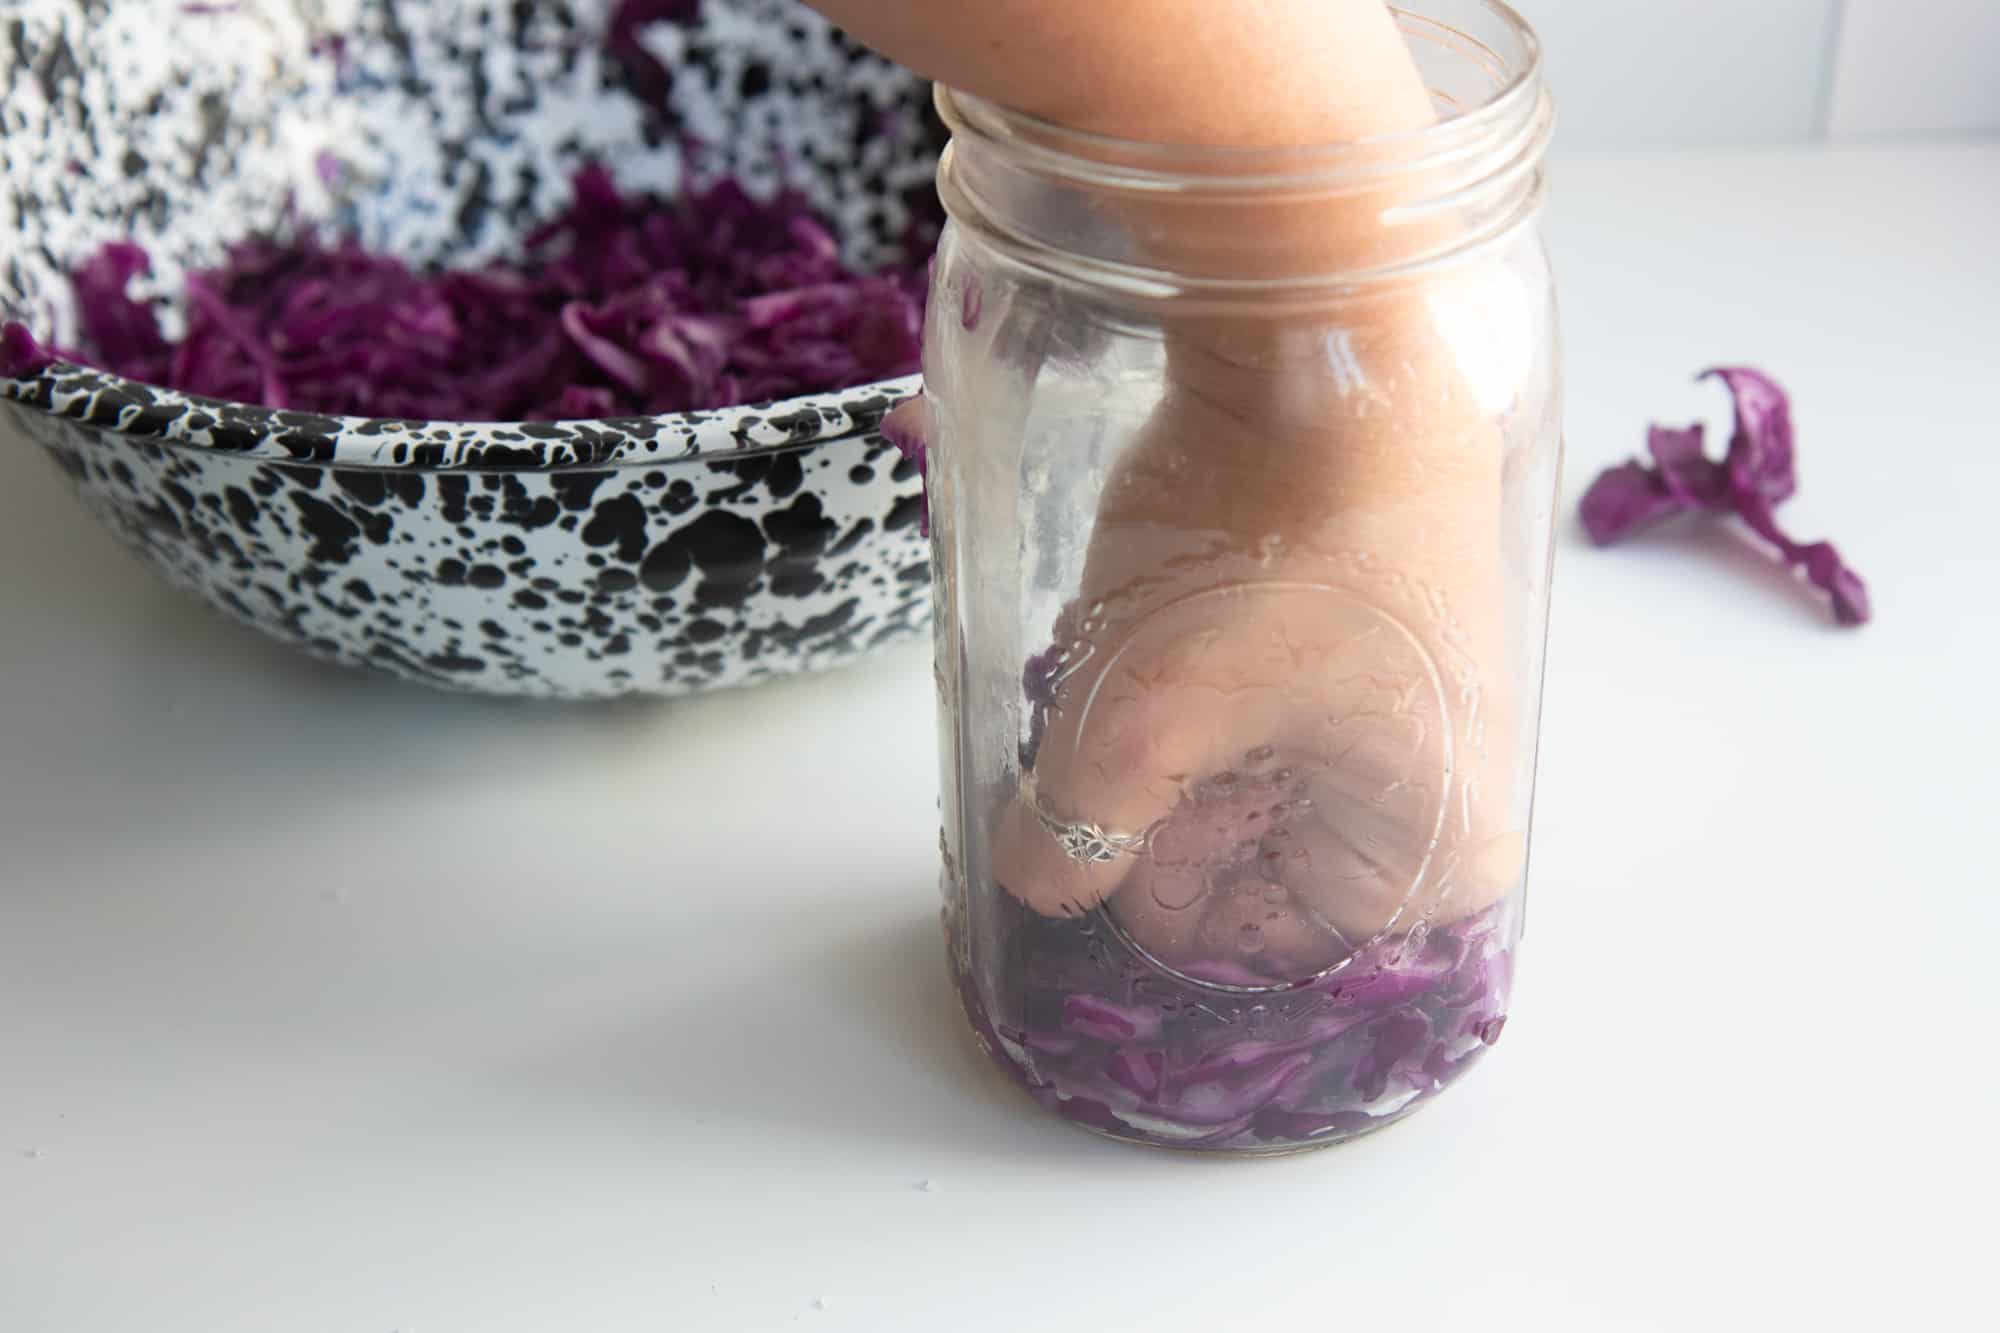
<box><xmin>0</xmin><ymin>0</ymin><xmax>942</xmax><ymax>699</ymax></box>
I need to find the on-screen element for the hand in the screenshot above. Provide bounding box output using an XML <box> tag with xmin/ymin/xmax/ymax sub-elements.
<box><xmin>993</xmin><ymin>289</ymin><xmax>1529</xmax><ymax>983</ymax></box>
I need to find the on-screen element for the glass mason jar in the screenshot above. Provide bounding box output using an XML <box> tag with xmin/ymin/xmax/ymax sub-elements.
<box><xmin>920</xmin><ymin>0</ymin><xmax>1559</xmax><ymax>1152</ymax></box>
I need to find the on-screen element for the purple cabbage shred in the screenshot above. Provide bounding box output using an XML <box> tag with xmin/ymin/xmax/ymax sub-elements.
<box><xmin>879</xmin><ymin>395</ymin><xmax>932</xmax><ymax>536</ymax></box>
<box><xmin>1020</xmin><ymin>640</ymin><xmax>1065</xmax><ymax>769</ymax></box>
<box><xmin>13</xmin><ymin>165</ymin><xmax>928</xmax><ymax>422</ymax></box>
<box><xmin>1580</xmin><ymin>367</ymin><xmax>1870</xmax><ymax>626</ymax></box>
<box><xmin>0</xmin><ymin>321</ymin><xmax>53</xmax><ymax>379</ymax></box>
<box><xmin>961</xmin><ymin>902</ymin><xmax>1513</xmax><ymax>1151</ymax></box>
<box><xmin>607</xmin><ymin>0</ymin><xmax>703</xmax><ymax>106</ymax></box>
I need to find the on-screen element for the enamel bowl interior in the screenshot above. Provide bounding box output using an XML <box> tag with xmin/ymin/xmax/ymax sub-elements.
<box><xmin>0</xmin><ymin>0</ymin><xmax>943</xmax><ymax>699</ymax></box>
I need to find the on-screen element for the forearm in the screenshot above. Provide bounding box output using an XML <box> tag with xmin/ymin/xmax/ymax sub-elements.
<box><xmin>802</xmin><ymin>0</ymin><xmax>1433</xmax><ymax>146</ymax></box>
<box><xmin>814</xmin><ymin>1</ymin><xmax>1525</xmax><ymax>927</ymax></box>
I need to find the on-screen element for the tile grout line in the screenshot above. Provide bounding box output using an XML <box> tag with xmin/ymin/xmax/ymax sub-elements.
<box><xmin>1814</xmin><ymin>0</ymin><xmax>1852</xmax><ymax>141</ymax></box>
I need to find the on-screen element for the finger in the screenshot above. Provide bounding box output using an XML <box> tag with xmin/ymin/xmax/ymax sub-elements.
<box><xmin>995</xmin><ymin>623</ymin><xmax>1254</xmax><ymax>916</ymax></box>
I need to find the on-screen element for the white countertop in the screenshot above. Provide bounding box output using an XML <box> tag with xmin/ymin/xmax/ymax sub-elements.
<box><xmin>3</xmin><ymin>141</ymin><xmax>1995</xmax><ymax>1332</ymax></box>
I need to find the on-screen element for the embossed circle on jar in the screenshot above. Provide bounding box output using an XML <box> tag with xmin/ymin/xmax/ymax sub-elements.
<box><xmin>1075</xmin><ymin>581</ymin><xmax>1453</xmax><ymax>992</ymax></box>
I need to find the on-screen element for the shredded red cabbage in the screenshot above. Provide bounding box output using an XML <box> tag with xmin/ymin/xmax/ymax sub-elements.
<box><xmin>0</xmin><ymin>321</ymin><xmax>54</xmax><ymax>379</ymax></box>
<box><xmin>25</xmin><ymin>165</ymin><xmax>928</xmax><ymax>421</ymax></box>
<box><xmin>880</xmin><ymin>395</ymin><xmax>931</xmax><ymax>535</ymax></box>
<box><xmin>961</xmin><ymin>900</ymin><xmax>1513</xmax><ymax>1150</ymax></box>
<box><xmin>1581</xmin><ymin>367</ymin><xmax>1870</xmax><ymax>626</ymax></box>
<box><xmin>607</xmin><ymin>0</ymin><xmax>702</xmax><ymax>106</ymax></box>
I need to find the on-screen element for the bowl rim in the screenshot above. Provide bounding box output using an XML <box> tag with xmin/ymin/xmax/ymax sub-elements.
<box><xmin>0</xmin><ymin>360</ymin><xmax>921</xmax><ymax>471</ymax></box>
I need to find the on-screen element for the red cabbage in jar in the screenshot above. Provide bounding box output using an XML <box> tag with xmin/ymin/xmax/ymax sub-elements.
<box><xmin>957</xmin><ymin>882</ymin><xmax>1515</xmax><ymax>1151</ymax></box>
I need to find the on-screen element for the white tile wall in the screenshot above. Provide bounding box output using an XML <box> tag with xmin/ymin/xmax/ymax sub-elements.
<box><xmin>1510</xmin><ymin>0</ymin><xmax>1843</xmax><ymax>150</ymax></box>
<box><xmin>1827</xmin><ymin>0</ymin><xmax>2000</xmax><ymax>138</ymax></box>
<box><xmin>1503</xmin><ymin>0</ymin><xmax>2000</xmax><ymax>149</ymax></box>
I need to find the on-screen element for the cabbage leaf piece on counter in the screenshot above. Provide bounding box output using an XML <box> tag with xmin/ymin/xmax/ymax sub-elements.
<box><xmin>1580</xmin><ymin>367</ymin><xmax>1870</xmax><ymax>626</ymax></box>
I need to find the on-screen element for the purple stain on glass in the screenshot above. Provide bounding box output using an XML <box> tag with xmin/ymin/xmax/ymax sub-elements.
<box><xmin>1580</xmin><ymin>366</ymin><xmax>1869</xmax><ymax>626</ymax></box>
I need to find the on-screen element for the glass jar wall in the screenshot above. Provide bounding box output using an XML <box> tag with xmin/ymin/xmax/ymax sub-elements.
<box><xmin>922</xmin><ymin>0</ymin><xmax>1560</xmax><ymax>1152</ymax></box>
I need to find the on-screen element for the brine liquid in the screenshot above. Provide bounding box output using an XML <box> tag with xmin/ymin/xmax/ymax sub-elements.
<box><xmin>952</xmin><ymin>893</ymin><xmax>1515</xmax><ymax>1152</ymax></box>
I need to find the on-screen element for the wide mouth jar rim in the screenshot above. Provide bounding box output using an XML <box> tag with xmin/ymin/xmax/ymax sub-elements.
<box><xmin>932</xmin><ymin>0</ymin><xmax>1554</xmax><ymax>298</ymax></box>
<box><xmin>936</xmin><ymin>0</ymin><xmax>1546</xmax><ymax>196</ymax></box>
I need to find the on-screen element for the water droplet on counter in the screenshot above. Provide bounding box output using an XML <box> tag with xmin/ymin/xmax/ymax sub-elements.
<box><xmin>813</xmin><ymin>1297</ymin><xmax>832</xmax><ymax>1312</ymax></box>
<box><xmin>917</xmin><ymin>1178</ymin><xmax>939</xmax><ymax>1193</ymax></box>
<box><xmin>19</xmin><ymin>1147</ymin><xmax>42</xmax><ymax>1160</ymax></box>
